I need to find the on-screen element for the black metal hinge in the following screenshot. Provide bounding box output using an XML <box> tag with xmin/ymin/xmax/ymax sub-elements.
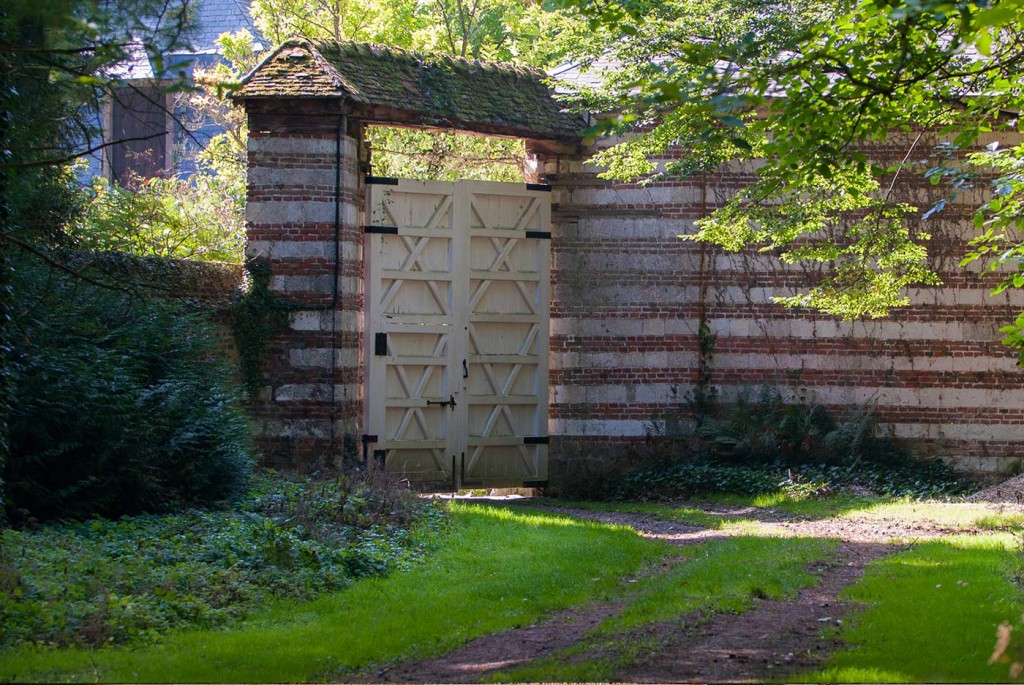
<box><xmin>374</xmin><ymin>332</ymin><xmax>388</xmax><ymax>356</ymax></box>
<box><xmin>365</xmin><ymin>225</ymin><xmax>399</xmax><ymax>234</ymax></box>
<box><xmin>526</xmin><ymin>183</ymin><xmax>552</xmax><ymax>192</ymax></box>
<box><xmin>366</xmin><ymin>176</ymin><xmax>399</xmax><ymax>185</ymax></box>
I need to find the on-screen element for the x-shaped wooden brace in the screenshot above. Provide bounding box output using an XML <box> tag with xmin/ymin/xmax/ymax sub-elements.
<box><xmin>391</xmin><ymin>334</ymin><xmax>449</xmax><ymax>443</ymax></box>
<box><xmin>379</xmin><ymin>195</ymin><xmax>453</xmax><ymax>316</ymax></box>
<box><xmin>465</xmin><ymin>323</ymin><xmax>541</xmax><ymax>472</ymax></box>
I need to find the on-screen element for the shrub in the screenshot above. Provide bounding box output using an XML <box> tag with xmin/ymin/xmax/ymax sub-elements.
<box><xmin>695</xmin><ymin>385</ymin><xmax>904</xmax><ymax>467</ymax></box>
<box><xmin>599</xmin><ymin>385</ymin><xmax>974</xmax><ymax>501</ymax></box>
<box><xmin>3</xmin><ymin>260</ymin><xmax>252</xmax><ymax>523</ymax></box>
<box><xmin>69</xmin><ymin>174</ymin><xmax>244</xmax><ymax>264</ymax></box>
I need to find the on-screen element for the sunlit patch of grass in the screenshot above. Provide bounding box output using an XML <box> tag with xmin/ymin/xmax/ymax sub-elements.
<box><xmin>489</xmin><ymin>535</ymin><xmax>837</xmax><ymax>682</ymax></box>
<box><xmin>527</xmin><ymin>499</ymin><xmax>734</xmax><ymax>528</ymax></box>
<box><xmin>841</xmin><ymin>501</ymin><xmax>1024</xmax><ymax>529</ymax></box>
<box><xmin>798</xmin><ymin>534</ymin><xmax>1023</xmax><ymax>683</ymax></box>
<box><xmin>976</xmin><ymin>513</ymin><xmax>1024</xmax><ymax>531</ymax></box>
<box><xmin>706</xmin><ymin>491</ymin><xmax>883</xmax><ymax>519</ymax></box>
<box><xmin>0</xmin><ymin>503</ymin><xmax>670</xmax><ymax>683</ymax></box>
<box><xmin>602</xmin><ymin>535</ymin><xmax>837</xmax><ymax>633</ymax></box>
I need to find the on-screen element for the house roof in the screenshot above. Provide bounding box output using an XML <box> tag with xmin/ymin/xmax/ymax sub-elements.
<box><xmin>186</xmin><ymin>0</ymin><xmax>260</xmax><ymax>55</ymax></box>
<box><xmin>548</xmin><ymin>53</ymin><xmax>622</xmax><ymax>93</ymax></box>
<box><xmin>114</xmin><ymin>0</ymin><xmax>262</xmax><ymax>80</ymax></box>
<box><xmin>236</xmin><ymin>39</ymin><xmax>583</xmax><ymax>141</ymax></box>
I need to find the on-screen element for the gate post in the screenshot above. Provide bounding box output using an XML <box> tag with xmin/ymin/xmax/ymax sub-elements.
<box><xmin>243</xmin><ymin>102</ymin><xmax>366</xmax><ymax>471</ymax></box>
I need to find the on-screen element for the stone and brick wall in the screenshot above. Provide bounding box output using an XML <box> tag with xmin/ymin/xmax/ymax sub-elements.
<box><xmin>531</xmin><ymin>135</ymin><xmax>1024</xmax><ymax>478</ymax></box>
<box><xmin>244</xmin><ymin>126</ymin><xmax>364</xmax><ymax>469</ymax></box>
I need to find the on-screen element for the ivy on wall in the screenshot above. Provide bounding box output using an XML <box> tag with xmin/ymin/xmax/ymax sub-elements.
<box><xmin>231</xmin><ymin>258</ymin><xmax>292</xmax><ymax>396</ymax></box>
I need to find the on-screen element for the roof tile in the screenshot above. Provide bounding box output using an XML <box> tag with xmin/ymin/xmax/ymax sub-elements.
<box><xmin>237</xmin><ymin>39</ymin><xmax>581</xmax><ymax>140</ymax></box>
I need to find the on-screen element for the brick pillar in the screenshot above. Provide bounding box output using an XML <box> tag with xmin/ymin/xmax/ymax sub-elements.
<box><xmin>245</xmin><ymin>125</ymin><xmax>364</xmax><ymax>470</ymax></box>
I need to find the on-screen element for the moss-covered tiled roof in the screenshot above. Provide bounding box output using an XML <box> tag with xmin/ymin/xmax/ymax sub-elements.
<box><xmin>237</xmin><ymin>39</ymin><xmax>581</xmax><ymax>140</ymax></box>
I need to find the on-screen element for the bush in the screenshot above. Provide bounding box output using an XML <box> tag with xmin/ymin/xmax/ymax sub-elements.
<box><xmin>3</xmin><ymin>260</ymin><xmax>252</xmax><ymax>523</ymax></box>
<box><xmin>596</xmin><ymin>385</ymin><xmax>975</xmax><ymax>501</ymax></box>
<box><xmin>0</xmin><ymin>474</ymin><xmax>448</xmax><ymax>648</ymax></box>
<box><xmin>69</xmin><ymin>174</ymin><xmax>244</xmax><ymax>264</ymax></box>
<box><xmin>695</xmin><ymin>385</ymin><xmax>904</xmax><ymax>467</ymax></box>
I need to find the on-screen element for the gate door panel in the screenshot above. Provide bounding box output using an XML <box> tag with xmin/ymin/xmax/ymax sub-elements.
<box><xmin>365</xmin><ymin>180</ymin><xmax>464</xmax><ymax>482</ymax></box>
<box><xmin>463</xmin><ymin>182</ymin><xmax>549</xmax><ymax>486</ymax></box>
<box><xmin>365</xmin><ymin>179</ymin><xmax>550</xmax><ymax>487</ymax></box>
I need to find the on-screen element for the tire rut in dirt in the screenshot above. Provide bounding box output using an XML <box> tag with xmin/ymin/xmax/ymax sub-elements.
<box><xmin>616</xmin><ymin>541</ymin><xmax>895</xmax><ymax>683</ymax></box>
<box><xmin>361</xmin><ymin>597</ymin><xmax>629</xmax><ymax>683</ymax></box>
<box><xmin>357</xmin><ymin>504</ymin><xmax>908</xmax><ymax>683</ymax></box>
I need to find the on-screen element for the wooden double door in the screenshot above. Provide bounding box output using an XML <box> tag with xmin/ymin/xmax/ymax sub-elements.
<box><xmin>364</xmin><ymin>178</ymin><xmax>551</xmax><ymax>488</ymax></box>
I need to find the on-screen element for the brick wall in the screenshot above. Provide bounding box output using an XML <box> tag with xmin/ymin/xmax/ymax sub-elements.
<box><xmin>244</xmin><ymin>128</ymin><xmax>364</xmax><ymax>469</ymax></box>
<box><xmin>531</xmin><ymin>134</ymin><xmax>1024</xmax><ymax>479</ymax></box>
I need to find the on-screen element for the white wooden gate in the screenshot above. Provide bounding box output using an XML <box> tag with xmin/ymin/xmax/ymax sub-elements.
<box><xmin>364</xmin><ymin>178</ymin><xmax>551</xmax><ymax>488</ymax></box>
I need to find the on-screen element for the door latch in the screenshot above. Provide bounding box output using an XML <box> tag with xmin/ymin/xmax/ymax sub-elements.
<box><xmin>426</xmin><ymin>394</ymin><xmax>457</xmax><ymax>409</ymax></box>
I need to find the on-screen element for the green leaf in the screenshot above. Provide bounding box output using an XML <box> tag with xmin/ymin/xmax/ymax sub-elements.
<box><xmin>975</xmin><ymin>30</ymin><xmax>992</xmax><ymax>57</ymax></box>
<box><xmin>973</xmin><ymin>5</ymin><xmax>1019</xmax><ymax>29</ymax></box>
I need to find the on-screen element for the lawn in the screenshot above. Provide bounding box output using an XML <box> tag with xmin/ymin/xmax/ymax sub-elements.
<box><xmin>805</xmin><ymin>534</ymin><xmax>1024</xmax><ymax>683</ymax></box>
<box><xmin>487</xmin><ymin>534</ymin><xmax>838</xmax><ymax>683</ymax></box>
<box><xmin>4</xmin><ymin>493</ymin><xmax>1024</xmax><ymax>683</ymax></box>
<box><xmin>0</xmin><ymin>503</ymin><xmax>668</xmax><ymax>683</ymax></box>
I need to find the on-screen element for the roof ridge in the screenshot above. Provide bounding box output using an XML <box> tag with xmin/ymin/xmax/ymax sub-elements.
<box><xmin>309</xmin><ymin>38</ymin><xmax>545</xmax><ymax>79</ymax></box>
<box><xmin>238</xmin><ymin>39</ymin><xmax>353</xmax><ymax>99</ymax></box>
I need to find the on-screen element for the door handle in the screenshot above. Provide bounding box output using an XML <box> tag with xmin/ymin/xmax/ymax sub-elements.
<box><xmin>463</xmin><ymin>359</ymin><xmax>469</xmax><ymax>379</ymax></box>
<box><xmin>426</xmin><ymin>394</ymin><xmax>457</xmax><ymax>409</ymax></box>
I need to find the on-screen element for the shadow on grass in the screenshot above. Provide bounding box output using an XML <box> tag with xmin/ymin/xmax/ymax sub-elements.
<box><xmin>0</xmin><ymin>503</ymin><xmax>670</xmax><ymax>684</ymax></box>
<box><xmin>507</xmin><ymin>493</ymin><xmax>1024</xmax><ymax>531</ymax></box>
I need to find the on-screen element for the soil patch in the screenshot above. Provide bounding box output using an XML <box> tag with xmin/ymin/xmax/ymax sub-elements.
<box><xmin>970</xmin><ymin>473</ymin><xmax>1024</xmax><ymax>504</ymax></box>
<box><xmin>618</xmin><ymin>540</ymin><xmax>892</xmax><ymax>683</ymax></box>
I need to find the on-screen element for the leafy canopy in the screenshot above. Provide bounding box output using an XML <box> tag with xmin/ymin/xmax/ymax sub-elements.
<box><xmin>555</xmin><ymin>0</ymin><xmax>1024</xmax><ymax>335</ymax></box>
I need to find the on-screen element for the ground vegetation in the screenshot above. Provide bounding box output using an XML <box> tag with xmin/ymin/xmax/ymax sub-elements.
<box><xmin>0</xmin><ymin>474</ymin><xmax>442</xmax><ymax>649</ymax></box>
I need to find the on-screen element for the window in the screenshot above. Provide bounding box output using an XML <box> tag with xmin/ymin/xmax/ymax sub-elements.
<box><xmin>108</xmin><ymin>83</ymin><xmax>170</xmax><ymax>183</ymax></box>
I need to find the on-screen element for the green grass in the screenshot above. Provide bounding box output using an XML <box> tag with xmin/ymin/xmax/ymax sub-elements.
<box><xmin>554</xmin><ymin>493</ymin><xmax>1024</xmax><ymax>530</ymax></box>
<box><xmin>489</xmin><ymin>535</ymin><xmax>837</xmax><ymax>682</ymax></box>
<box><xmin>842</xmin><ymin>500</ymin><xmax>1024</xmax><ymax>530</ymax></box>
<box><xmin>801</xmin><ymin>534</ymin><xmax>1024</xmax><ymax>683</ymax></box>
<box><xmin>0</xmin><ymin>503</ymin><xmax>669</xmax><ymax>683</ymax></box>
<box><xmin>601</xmin><ymin>535</ymin><xmax>837</xmax><ymax>633</ymax></box>
<box><xmin>535</xmin><ymin>492</ymin><xmax>886</xmax><ymax>524</ymax></box>
<box><xmin>703</xmin><ymin>491</ymin><xmax>883</xmax><ymax>519</ymax></box>
<box><xmin>524</xmin><ymin>499</ymin><xmax>737</xmax><ymax>528</ymax></box>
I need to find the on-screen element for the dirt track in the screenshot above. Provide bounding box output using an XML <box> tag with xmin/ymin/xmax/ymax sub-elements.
<box><xmin>358</xmin><ymin>498</ymin><xmax>1020</xmax><ymax>683</ymax></box>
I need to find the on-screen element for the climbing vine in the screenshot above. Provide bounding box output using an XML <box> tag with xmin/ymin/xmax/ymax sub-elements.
<box><xmin>231</xmin><ymin>258</ymin><xmax>291</xmax><ymax>395</ymax></box>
